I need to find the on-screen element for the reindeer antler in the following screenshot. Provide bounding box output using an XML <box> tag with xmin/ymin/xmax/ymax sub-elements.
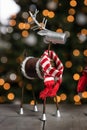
<box><xmin>29</xmin><ymin>9</ymin><xmax>47</xmax><ymax>31</ymax></box>
<box><xmin>29</xmin><ymin>9</ymin><xmax>67</xmax><ymax>44</ymax></box>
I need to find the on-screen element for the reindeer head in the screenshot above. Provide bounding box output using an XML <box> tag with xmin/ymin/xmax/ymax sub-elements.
<box><xmin>29</xmin><ymin>9</ymin><xmax>68</xmax><ymax>44</ymax></box>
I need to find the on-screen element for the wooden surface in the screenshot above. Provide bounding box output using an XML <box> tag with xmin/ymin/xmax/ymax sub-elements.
<box><xmin>0</xmin><ymin>103</ymin><xmax>87</xmax><ymax>130</ymax></box>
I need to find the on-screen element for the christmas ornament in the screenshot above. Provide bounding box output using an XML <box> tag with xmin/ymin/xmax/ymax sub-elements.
<box><xmin>77</xmin><ymin>66</ymin><xmax>87</xmax><ymax>93</ymax></box>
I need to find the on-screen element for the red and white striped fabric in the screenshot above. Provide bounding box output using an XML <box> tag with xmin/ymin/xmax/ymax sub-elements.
<box><xmin>77</xmin><ymin>66</ymin><xmax>87</xmax><ymax>93</ymax></box>
<box><xmin>39</xmin><ymin>50</ymin><xmax>64</xmax><ymax>99</ymax></box>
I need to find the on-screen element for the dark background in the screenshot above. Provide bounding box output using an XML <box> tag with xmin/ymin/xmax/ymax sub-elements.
<box><xmin>0</xmin><ymin>0</ymin><xmax>87</xmax><ymax>104</ymax></box>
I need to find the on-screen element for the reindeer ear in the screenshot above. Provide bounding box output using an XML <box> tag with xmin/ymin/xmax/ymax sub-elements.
<box><xmin>37</xmin><ymin>30</ymin><xmax>48</xmax><ymax>36</ymax></box>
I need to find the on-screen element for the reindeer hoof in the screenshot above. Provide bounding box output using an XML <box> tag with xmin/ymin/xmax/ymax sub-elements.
<box><xmin>34</xmin><ymin>105</ymin><xmax>38</xmax><ymax>112</ymax></box>
<box><xmin>56</xmin><ymin>110</ymin><xmax>61</xmax><ymax>117</ymax></box>
<box><xmin>19</xmin><ymin>107</ymin><xmax>24</xmax><ymax>115</ymax></box>
<box><xmin>41</xmin><ymin>113</ymin><xmax>46</xmax><ymax>121</ymax></box>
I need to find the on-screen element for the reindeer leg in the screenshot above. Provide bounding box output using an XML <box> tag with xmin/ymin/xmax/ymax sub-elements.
<box><xmin>41</xmin><ymin>98</ymin><xmax>47</xmax><ymax>121</ymax></box>
<box><xmin>19</xmin><ymin>84</ymin><xmax>24</xmax><ymax>115</ymax></box>
<box><xmin>32</xmin><ymin>86</ymin><xmax>38</xmax><ymax>112</ymax></box>
<box><xmin>55</xmin><ymin>95</ymin><xmax>61</xmax><ymax>117</ymax></box>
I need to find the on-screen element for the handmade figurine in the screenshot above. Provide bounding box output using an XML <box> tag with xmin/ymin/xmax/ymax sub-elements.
<box><xmin>20</xmin><ymin>9</ymin><xmax>67</xmax><ymax>120</ymax></box>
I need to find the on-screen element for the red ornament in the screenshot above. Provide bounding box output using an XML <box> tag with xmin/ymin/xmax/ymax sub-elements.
<box><xmin>77</xmin><ymin>66</ymin><xmax>87</xmax><ymax>92</ymax></box>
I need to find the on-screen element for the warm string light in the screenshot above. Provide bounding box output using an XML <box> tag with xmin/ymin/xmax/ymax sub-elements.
<box><xmin>30</xmin><ymin>100</ymin><xmax>35</xmax><ymax>105</ymax></box>
<box><xmin>73</xmin><ymin>95</ymin><xmax>81</xmax><ymax>105</ymax></box>
<box><xmin>81</xmin><ymin>29</ymin><xmax>87</xmax><ymax>35</ymax></box>
<box><xmin>3</xmin><ymin>83</ymin><xmax>10</xmax><ymax>90</ymax></box>
<box><xmin>67</xmin><ymin>15</ymin><xmax>74</xmax><ymax>22</ymax></box>
<box><xmin>65</xmin><ymin>61</ymin><xmax>72</xmax><ymax>68</ymax></box>
<box><xmin>73</xmin><ymin>49</ymin><xmax>80</xmax><ymax>56</ymax></box>
<box><xmin>84</xmin><ymin>0</ymin><xmax>87</xmax><ymax>5</ymax></box>
<box><xmin>83</xmin><ymin>49</ymin><xmax>87</xmax><ymax>56</ymax></box>
<box><xmin>70</xmin><ymin>0</ymin><xmax>77</xmax><ymax>7</ymax></box>
<box><xmin>73</xmin><ymin>73</ymin><xmax>80</xmax><ymax>81</ymax></box>
<box><xmin>68</xmin><ymin>8</ymin><xmax>76</xmax><ymax>15</ymax></box>
<box><xmin>7</xmin><ymin>93</ymin><xmax>15</xmax><ymax>100</ymax></box>
<box><xmin>0</xmin><ymin>78</ymin><xmax>5</xmax><ymax>85</ymax></box>
<box><xmin>54</xmin><ymin>95</ymin><xmax>61</xmax><ymax>103</ymax></box>
<box><xmin>56</xmin><ymin>28</ymin><xmax>63</xmax><ymax>33</ymax></box>
<box><xmin>42</xmin><ymin>9</ymin><xmax>55</xmax><ymax>18</ymax></box>
<box><xmin>82</xmin><ymin>91</ymin><xmax>87</xmax><ymax>98</ymax></box>
<box><xmin>26</xmin><ymin>83</ymin><xmax>32</xmax><ymax>90</ymax></box>
<box><xmin>53</xmin><ymin>93</ymin><xmax>67</xmax><ymax>103</ymax></box>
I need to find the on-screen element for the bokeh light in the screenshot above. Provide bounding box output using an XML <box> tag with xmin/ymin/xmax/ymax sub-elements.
<box><xmin>54</xmin><ymin>96</ymin><xmax>61</xmax><ymax>103</ymax></box>
<box><xmin>82</xmin><ymin>91</ymin><xmax>87</xmax><ymax>98</ymax></box>
<box><xmin>7</xmin><ymin>93</ymin><xmax>15</xmax><ymax>100</ymax></box>
<box><xmin>67</xmin><ymin>15</ymin><xmax>74</xmax><ymax>22</ymax></box>
<box><xmin>68</xmin><ymin>8</ymin><xmax>76</xmax><ymax>15</ymax></box>
<box><xmin>3</xmin><ymin>83</ymin><xmax>10</xmax><ymax>90</ymax></box>
<box><xmin>83</xmin><ymin>49</ymin><xmax>87</xmax><ymax>56</ymax></box>
<box><xmin>73</xmin><ymin>73</ymin><xmax>80</xmax><ymax>81</ymax></box>
<box><xmin>73</xmin><ymin>49</ymin><xmax>80</xmax><ymax>56</ymax></box>
<box><xmin>70</xmin><ymin>0</ymin><xmax>77</xmax><ymax>7</ymax></box>
<box><xmin>74</xmin><ymin>95</ymin><xmax>80</xmax><ymax>103</ymax></box>
<box><xmin>22</xmin><ymin>30</ymin><xmax>29</xmax><ymax>37</ymax></box>
<box><xmin>0</xmin><ymin>78</ymin><xmax>5</xmax><ymax>86</ymax></box>
<box><xmin>65</xmin><ymin>61</ymin><xmax>72</xmax><ymax>68</ymax></box>
<box><xmin>60</xmin><ymin>93</ymin><xmax>67</xmax><ymax>101</ymax></box>
<box><xmin>26</xmin><ymin>83</ymin><xmax>32</xmax><ymax>90</ymax></box>
<box><xmin>30</xmin><ymin>100</ymin><xmax>35</xmax><ymax>105</ymax></box>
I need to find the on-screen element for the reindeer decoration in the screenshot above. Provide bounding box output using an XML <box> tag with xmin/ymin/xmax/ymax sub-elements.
<box><xmin>20</xmin><ymin>9</ymin><xmax>67</xmax><ymax>121</ymax></box>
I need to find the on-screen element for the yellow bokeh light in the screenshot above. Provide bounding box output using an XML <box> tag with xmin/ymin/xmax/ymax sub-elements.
<box><xmin>83</xmin><ymin>49</ymin><xmax>87</xmax><ymax>56</ymax></box>
<box><xmin>30</xmin><ymin>100</ymin><xmax>35</xmax><ymax>105</ymax></box>
<box><xmin>7</xmin><ymin>93</ymin><xmax>15</xmax><ymax>100</ymax></box>
<box><xmin>18</xmin><ymin>22</ymin><xmax>25</xmax><ymax>30</ymax></box>
<box><xmin>28</xmin><ymin>17</ymin><xmax>33</xmax><ymax>23</ymax></box>
<box><xmin>26</xmin><ymin>84</ymin><xmax>32</xmax><ymax>90</ymax></box>
<box><xmin>56</xmin><ymin>28</ymin><xmax>63</xmax><ymax>33</ymax></box>
<box><xmin>42</xmin><ymin>9</ymin><xmax>49</xmax><ymax>16</ymax></box>
<box><xmin>48</xmin><ymin>11</ymin><xmax>55</xmax><ymax>18</ymax></box>
<box><xmin>24</xmin><ymin>23</ymin><xmax>30</xmax><ymax>30</ymax></box>
<box><xmin>73</xmin><ymin>49</ymin><xmax>80</xmax><ymax>56</ymax></box>
<box><xmin>54</xmin><ymin>96</ymin><xmax>61</xmax><ymax>103</ymax></box>
<box><xmin>81</xmin><ymin>28</ymin><xmax>87</xmax><ymax>35</ymax></box>
<box><xmin>60</xmin><ymin>93</ymin><xmax>67</xmax><ymax>101</ymax></box>
<box><xmin>9</xmin><ymin>20</ymin><xmax>16</xmax><ymax>26</ymax></box>
<box><xmin>84</xmin><ymin>0</ymin><xmax>87</xmax><ymax>6</ymax></box>
<box><xmin>18</xmin><ymin>23</ymin><xmax>30</xmax><ymax>30</ymax></box>
<box><xmin>65</xmin><ymin>61</ymin><xmax>72</xmax><ymax>68</ymax></box>
<box><xmin>22</xmin><ymin>30</ymin><xmax>29</xmax><ymax>37</ymax></box>
<box><xmin>74</xmin><ymin>95</ymin><xmax>80</xmax><ymax>102</ymax></box>
<box><xmin>67</xmin><ymin>15</ymin><xmax>74</xmax><ymax>22</ymax></box>
<box><xmin>73</xmin><ymin>73</ymin><xmax>80</xmax><ymax>80</ymax></box>
<box><xmin>0</xmin><ymin>78</ymin><xmax>5</xmax><ymax>86</ymax></box>
<box><xmin>70</xmin><ymin>0</ymin><xmax>77</xmax><ymax>7</ymax></box>
<box><xmin>82</xmin><ymin>91</ymin><xmax>87</xmax><ymax>98</ymax></box>
<box><xmin>68</xmin><ymin>8</ymin><xmax>76</xmax><ymax>15</ymax></box>
<box><xmin>3</xmin><ymin>83</ymin><xmax>10</xmax><ymax>90</ymax></box>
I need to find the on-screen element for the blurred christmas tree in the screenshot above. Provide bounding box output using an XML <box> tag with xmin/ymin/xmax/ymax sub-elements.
<box><xmin>0</xmin><ymin>0</ymin><xmax>87</xmax><ymax>104</ymax></box>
